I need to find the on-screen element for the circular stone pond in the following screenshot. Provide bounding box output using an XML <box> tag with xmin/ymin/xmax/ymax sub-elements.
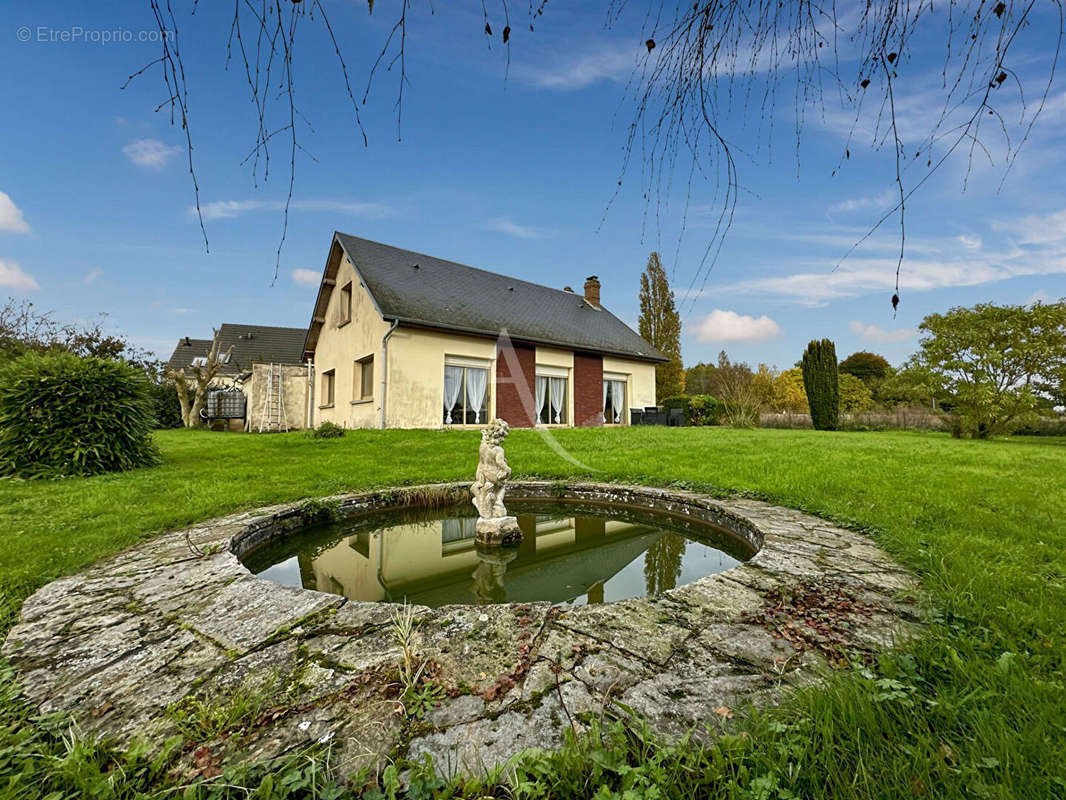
<box><xmin>3</xmin><ymin>482</ymin><xmax>923</xmax><ymax>779</ymax></box>
<box><xmin>244</xmin><ymin>498</ymin><xmax>756</xmax><ymax>608</ymax></box>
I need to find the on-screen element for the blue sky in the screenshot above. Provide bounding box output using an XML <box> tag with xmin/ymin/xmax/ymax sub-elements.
<box><xmin>1</xmin><ymin>1</ymin><xmax>1064</xmax><ymax>370</ymax></box>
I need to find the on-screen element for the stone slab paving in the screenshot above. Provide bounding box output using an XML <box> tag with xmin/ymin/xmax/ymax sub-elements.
<box><xmin>3</xmin><ymin>482</ymin><xmax>923</xmax><ymax>779</ymax></box>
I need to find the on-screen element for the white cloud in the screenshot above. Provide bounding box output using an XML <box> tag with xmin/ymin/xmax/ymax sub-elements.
<box><xmin>483</xmin><ymin>218</ymin><xmax>554</xmax><ymax>240</ymax></box>
<box><xmin>0</xmin><ymin>258</ymin><xmax>38</xmax><ymax>290</ymax></box>
<box><xmin>123</xmin><ymin>138</ymin><xmax>183</xmax><ymax>169</ymax></box>
<box><xmin>292</xmin><ymin>268</ymin><xmax>320</xmax><ymax>287</ymax></box>
<box><xmin>695</xmin><ymin>309</ymin><xmax>780</xmax><ymax>343</ymax></box>
<box><xmin>514</xmin><ymin>41</ymin><xmax>638</xmax><ymax>90</ymax></box>
<box><xmin>0</xmin><ymin>192</ymin><xmax>30</xmax><ymax>233</ymax></box>
<box><xmin>194</xmin><ymin>199</ymin><xmax>394</xmax><ymax>222</ymax></box>
<box><xmin>198</xmin><ymin>200</ymin><xmax>263</xmax><ymax>220</ymax></box>
<box><xmin>849</xmin><ymin>321</ymin><xmax>915</xmax><ymax>344</ymax></box>
<box><xmin>83</xmin><ymin>268</ymin><xmax>104</xmax><ymax>286</ymax></box>
<box><xmin>827</xmin><ymin>189</ymin><xmax>895</xmax><ymax>217</ymax></box>
<box><xmin>994</xmin><ymin>208</ymin><xmax>1066</xmax><ymax>247</ymax></box>
<box><xmin>711</xmin><ymin>208</ymin><xmax>1066</xmax><ymax>305</ymax></box>
<box><xmin>1026</xmin><ymin>289</ymin><xmax>1063</xmax><ymax>305</ymax></box>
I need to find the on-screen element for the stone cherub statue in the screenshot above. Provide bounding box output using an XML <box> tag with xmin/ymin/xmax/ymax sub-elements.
<box><xmin>471</xmin><ymin>419</ymin><xmax>522</xmax><ymax>545</ymax></box>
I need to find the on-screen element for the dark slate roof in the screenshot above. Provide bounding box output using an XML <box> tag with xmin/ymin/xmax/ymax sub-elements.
<box><xmin>214</xmin><ymin>323</ymin><xmax>308</xmax><ymax>371</ymax></box>
<box><xmin>165</xmin><ymin>338</ymin><xmax>214</xmax><ymax>372</ymax></box>
<box><xmin>327</xmin><ymin>233</ymin><xmax>667</xmax><ymax>362</ymax></box>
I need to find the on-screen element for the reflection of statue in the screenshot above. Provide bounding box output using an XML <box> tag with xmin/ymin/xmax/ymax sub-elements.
<box><xmin>471</xmin><ymin>545</ymin><xmax>517</xmax><ymax>604</ymax></box>
<box><xmin>470</xmin><ymin>419</ymin><xmax>522</xmax><ymax>545</ymax></box>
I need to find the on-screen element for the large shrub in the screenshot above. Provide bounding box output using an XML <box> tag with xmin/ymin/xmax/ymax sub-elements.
<box><xmin>0</xmin><ymin>352</ymin><xmax>160</xmax><ymax>478</ymax></box>
<box><xmin>662</xmin><ymin>394</ymin><xmax>719</xmax><ymax>426</ymax></box>
<box><xmin>839</xmin><ymin>373</ymin><xmax>874</xmax><ymax>414</ymax></box>
<box><xmin>801</xmin><ymin>339</ymin><xmax>840</xmax><ymax>430</ymax></box>
<box><xmin>149</xmin><ymin>379</ymin><xmax>183</xmax><ymax>429</ymax></box>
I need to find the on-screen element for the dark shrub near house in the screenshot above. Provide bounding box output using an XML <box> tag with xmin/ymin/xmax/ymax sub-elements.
<box><xmin>310</xmin><ymin>420</ymin><xmax>345</xmax><ymax>439</ymax></box>
<box><xmin>0</xmin><ymin>352</ymin><xmax>160</xmax><ymax>478</ymax></box>
<box><xmin>662</xmin><ymin>394</ymin><xmax>720</xmax><ymax>426</ymax></box>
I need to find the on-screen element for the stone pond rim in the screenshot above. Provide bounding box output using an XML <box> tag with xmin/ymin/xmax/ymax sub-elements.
<box><xmin>2</xmin><ymin>481</ymin><xmax>924</xmax><ymax>779</ymax></box>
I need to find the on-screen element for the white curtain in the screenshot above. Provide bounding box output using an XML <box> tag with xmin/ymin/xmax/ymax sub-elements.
<box><xmin>465</xmin><ymin>368</ymin><xmax>488</xmax><ymax>423</ymax></box>
<box><xmin>610</xmin><ymin>380</ymin><xmax>625</xmax><ymax>423</ymax></box>
<box><xmin>602</xmin><ymin>380</ymin><xmax>608</xmax><ymax>423</ymax></box>
<box><xmin>443</xmin><ymin>366</ymin><xmax>463</xmax><ymax>424</ymax></box>
<box><xmin>550</xmin><ymin>377</ymin><xmax>565</xmax><ymax>424</ymax></box>
<box><xmin>536</xmin><ymin>376</ymin><xmax>548</xmax><ymax>423</ymax></box>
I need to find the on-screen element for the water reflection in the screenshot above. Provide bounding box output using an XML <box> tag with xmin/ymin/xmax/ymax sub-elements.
<box><xmin>248</xmin><ymin>505</ymin><xmax>747</xmax><ymax>608</ymax></box>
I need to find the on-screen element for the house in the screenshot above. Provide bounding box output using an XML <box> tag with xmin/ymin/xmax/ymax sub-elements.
<box><xmin>165</xmin><ymin>323</ymin><xmax>310</xmax><ymax>430</ymax></box>
<box><xmin>303</xmin><ymin>233</ymin><xmax>668</xmax><ymax>429</ymax></box>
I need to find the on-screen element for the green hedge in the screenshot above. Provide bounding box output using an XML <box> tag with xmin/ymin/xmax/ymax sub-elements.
<box><xmin>0</xmin><ymin>352</ymin><xmax>160</xmax><ymax>478</ymax></box>
<box><xmin>662</xmin><ymin>394</ymin><xmax>720</xmax><ymax>426</ymax></box>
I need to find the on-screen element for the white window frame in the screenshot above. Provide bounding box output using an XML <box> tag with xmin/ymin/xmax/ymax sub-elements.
<box><xmin>535</xmin><ymin>365</ymin><xmax>570</xmax><ymax>426</ymax></box>
<box><xmin>443</xmin><ymin>356</ymin><xmax>492</xmax><ymax>426</ymax></box>
<box><xmin>353</xmin><ymin>354</ymin><xmax>374</xmax><ymax>403</ymax></box>
<box><xmin>603</xmin><ymin>371</ymin><xmax>629</xmax><ymax>425</ymax></box>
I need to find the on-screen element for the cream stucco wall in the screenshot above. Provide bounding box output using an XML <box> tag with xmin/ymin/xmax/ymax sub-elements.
<box><xmin>311</xmin><ymin>255</ymin><xmax>391</xmax><ymax>429</ymax></box>
<box><xmin>386</xmin><ymin>328</ymin><xmax>497</xmax><ymax>428</ymax></box>
<box><xmin>246</xmin><ymin>363</ymin><xmax>309</xmax><ymax>431</ymax></box>
<box><xmin>603</xmin><ymin>356</ymin><xmax>658</xmax><ymax>416</ymax></box>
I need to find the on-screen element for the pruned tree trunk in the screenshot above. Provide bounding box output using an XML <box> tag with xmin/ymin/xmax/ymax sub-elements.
<box><xmin>165</xmin><ymin>330</ymin><xmax>233</xmax><ymax>429</ymax></box>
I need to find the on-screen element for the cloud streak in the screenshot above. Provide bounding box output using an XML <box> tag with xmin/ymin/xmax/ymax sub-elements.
<box><xmin>849</xmin><ymin>320</ymin><xmax>915</xmax><ymax>344</ymax></box>
<box><xmin>483</xmin><ymin>218</ymin><xmax>555</xmax><ymax>239</ymax></box>
<box><xmin>711</xmin><ymin>208</ymin><xmax>1066</xmax><ymax>305</ymax></box>
<box><xmin>194</xmin><ymin>199</ymin><xmax>395</xmax><ymax>222</ymax></box>
<box><xmin>513</xmin><ymin>41</ymin><xmax>638</xmax><ymax>90</ymax></box>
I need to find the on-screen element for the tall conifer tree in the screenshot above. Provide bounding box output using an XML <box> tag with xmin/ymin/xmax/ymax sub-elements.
<box><xmin>638</xmin><ymin>252</ymin><xmax>684</xmax><ymax>400</ymax></box>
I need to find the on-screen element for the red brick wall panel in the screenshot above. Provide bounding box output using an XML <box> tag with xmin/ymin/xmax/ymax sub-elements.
<box><xmin>495</xmin><ymin>341</ymin><xmax>537</xmax><ymax>427</ymax></box>
<box><xmin>574</xmin><ymin>352</ymin><xmax>604</xmax><ymax>427</ymax></box>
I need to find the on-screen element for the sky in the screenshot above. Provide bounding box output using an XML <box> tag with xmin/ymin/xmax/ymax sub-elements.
<box><xmin>1</xmin><ymin>1</ymin><xmax>1064</xmax><ymax>370</ymax></box>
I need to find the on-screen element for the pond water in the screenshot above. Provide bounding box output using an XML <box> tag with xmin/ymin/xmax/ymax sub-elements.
<box><xmin>244</xmin><ymin>500</ymin><xmax>754</xmax><ymax>607</ymax></box>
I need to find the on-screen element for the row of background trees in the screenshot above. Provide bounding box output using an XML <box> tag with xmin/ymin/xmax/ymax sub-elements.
<box><xmin>636</xmin><ymin>253</ymin><xmax>1066</xmax><ymax>439</ymax></box>
<box><xmin>0</xmin><ymin>298</ymin><xmax>182</xmax><ymax>429</ymax></box>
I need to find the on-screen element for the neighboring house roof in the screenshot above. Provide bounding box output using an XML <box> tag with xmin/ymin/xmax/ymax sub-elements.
<box><xmin>304</xmin><ymin>233</ymin><xmax>668</xmax><ymax>362</ymax></box>
<box><xmin>165</xmin><ymin>325</ymin><xmax>307</xmax><ymax>375</ymax></box>
<box><xmin>165</xmin><ymin>338</ymin><xmax>214</xmax><ymax>373</ymax></box>
<box><xmin>214</xmin><ymin>323</ymin><xmax>308</xmax><ymax>371</ymax></box>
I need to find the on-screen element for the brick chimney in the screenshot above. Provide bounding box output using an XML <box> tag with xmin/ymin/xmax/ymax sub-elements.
<box><xmin>584</xmin><ymin>275</ymin><xmax>601</xmax><ymax>307</ymax></box>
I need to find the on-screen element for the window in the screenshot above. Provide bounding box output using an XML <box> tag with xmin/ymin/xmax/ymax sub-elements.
<box><xmin>354</xmin><ymin>355</ymin><xmax>373</xmax><ymax>401</ymax></box>
<box><xmin>603</xmin><ymin>378</ymin><xmax>627</xmax><ymax>424</ymax></box>
<box><xmin>338</xmin><ymin>282</ymin><xmax>352</xmax><ymax>325</ymax></box>
<box><xmin>536</xmin><ymin>374</ymin><xmax>568</xmax><ymax>424</ymax></box>
<box><xmin>190</xmin><ymin>356</ymin><xmax>207</xmax><ymax>367</ymax></box>
<box><xmin>443</xmin><ymin>361</ymin><xmax>490</xmax><ymax>425</ymax></box>
<box><xmin>321</xmin><ymin>369</ymin><xmax>335</xmax><ymax>407</ymax></box>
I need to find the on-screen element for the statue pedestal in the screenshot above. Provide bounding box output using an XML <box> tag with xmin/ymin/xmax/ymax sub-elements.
<box><xmin>475</xmin><ymin>516</ymin><xmax>522</xmax><ymax>546</ymax></box>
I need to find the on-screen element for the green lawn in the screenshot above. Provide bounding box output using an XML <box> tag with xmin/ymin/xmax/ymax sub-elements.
<box><xmin>1</xmin><ymin>427</ymin><xmax>1064</xmax><ymax>798</ymax></box>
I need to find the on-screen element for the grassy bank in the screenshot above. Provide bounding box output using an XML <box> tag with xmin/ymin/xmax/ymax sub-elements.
<box><xmin>1</xmin><ymin>427</ymin><xmax>1064</xmax><ymax>798</ymax></box>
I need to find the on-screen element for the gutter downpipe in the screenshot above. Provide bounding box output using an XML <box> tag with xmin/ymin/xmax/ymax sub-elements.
<box><xmin>379</xmin><ymin>319</ymin><xmax>399</xmax><ymax>430</ymax></box>
<box><xmin>306</xmin><ymin>358</ymin><xmax>314</xmax><ymax>429</ymax></box>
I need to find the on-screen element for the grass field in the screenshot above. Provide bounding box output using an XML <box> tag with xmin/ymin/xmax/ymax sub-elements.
<box><xmin>1</xmin><ymin>427</ymin><xmax>1064</xmax><ymax>798</ymax></box>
